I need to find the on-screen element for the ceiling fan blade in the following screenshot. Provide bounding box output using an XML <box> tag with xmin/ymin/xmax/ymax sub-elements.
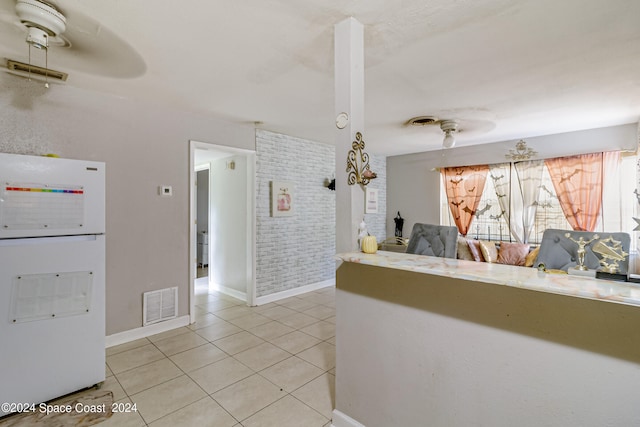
<box><xmin>57</xmin><ymin>26</ymin><xmax>146</xmax><ymax>78</ymax></box>
<box><xmin>0</xmin><ymin>0</ymin><xmax>145</xmax><ymax>79</ymax></box>
<box><xmin>50</xmin><ymin>4</ymin><xmax>146</xmax><ymax>78</ymax></box>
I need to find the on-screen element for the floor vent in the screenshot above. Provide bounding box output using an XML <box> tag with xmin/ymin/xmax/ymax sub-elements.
<box><xmin>143</xmin><ymin>287</ymin><xmax>178</xmax><ymax>326</ymax></box>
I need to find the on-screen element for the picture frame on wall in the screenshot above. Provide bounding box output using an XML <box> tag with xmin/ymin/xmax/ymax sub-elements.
<box><xmin>365</xmin><ymin>188</ymin><xmax>379</xmax><ymax>214</ymax></box>
<box><xmin>271</xmin><ymin>181</ymin><xmax>294</xmax><ymax>217</ymax></box>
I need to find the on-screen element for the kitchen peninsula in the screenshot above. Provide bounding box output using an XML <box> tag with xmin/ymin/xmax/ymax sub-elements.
<box><xmin>332</xmin><ymin>251</ymin><xmax>640</xmax><ymax>427</ymax></box>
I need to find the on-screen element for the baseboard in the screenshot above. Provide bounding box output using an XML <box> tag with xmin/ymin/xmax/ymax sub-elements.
<box><xmin>105</xmin><ymin>315</ymin><xmax>190</xmax><ymax>348</ymax></box>
<box><xmin>210</xmin><ymin>282</ymin><xmax>247</xmax><ymax>302</ymax></box>
<box><xmin>331</xmin><ymin>409</ymin><xmax>366</xmax><ymax>427</ymax></box>
<box><xmin>254</xmin><ymin>278</ymin><xmax>335</xmax><ymax>306</ymax></box>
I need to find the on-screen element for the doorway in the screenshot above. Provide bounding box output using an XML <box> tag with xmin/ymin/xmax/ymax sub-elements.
<box><xmin>189</xmin><ymin>140</ymin><xmax>256</xmax><ymax>324</ymax></box>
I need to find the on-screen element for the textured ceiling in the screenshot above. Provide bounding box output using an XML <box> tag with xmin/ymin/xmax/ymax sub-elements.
<box><xmin>1</xmin><ymin>0</ymin><xmax>639</xmax><ymax>155</ymax></box>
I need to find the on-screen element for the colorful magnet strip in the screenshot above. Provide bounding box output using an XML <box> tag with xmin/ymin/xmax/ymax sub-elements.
<box><xmin>5</xmin><ymin>187</ymin><xmax>84</xmax><ymax>194</ymax></box>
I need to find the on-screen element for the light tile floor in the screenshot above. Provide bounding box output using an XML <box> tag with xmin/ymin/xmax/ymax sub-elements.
<box><xmin>102</xmin><ymin>280</ymin><xmax>336</xmax><ymax>426</ymax></box>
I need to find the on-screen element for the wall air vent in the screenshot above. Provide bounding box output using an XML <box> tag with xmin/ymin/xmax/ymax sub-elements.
<box><xmin>143</xmin><ymin>287</ymin><xmax>178</xmax><ymax>326</ymax></box>
<box><xmin>7</xmin><ymin>59</ymin><xmax>68</xmax><ymax>81</ymax></box>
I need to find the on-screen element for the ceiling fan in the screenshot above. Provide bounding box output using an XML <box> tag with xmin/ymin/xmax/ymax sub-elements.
<box><xmin>0</xmin><ymin>0</ymin><xmax>146</xmax><ymax>81</ymax></box>
<box><xmin>406</xmin><ymin>110</ymin><xmax>497</xmax><ymax>150</ymax></box>
<box><xmin>16</xmin><ymin>0</ymin><xmax>66</xmax><ymax>50</ymax></box>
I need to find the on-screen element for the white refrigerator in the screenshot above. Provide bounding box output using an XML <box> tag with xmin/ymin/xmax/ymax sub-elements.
<box><xmin>0</xmin><ymin>153</ymin><xmax>106</xmax><ymax>416</ymax></box>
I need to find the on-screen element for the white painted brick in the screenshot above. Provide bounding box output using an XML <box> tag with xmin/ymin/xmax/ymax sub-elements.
<box><xmin>255</xmin><ymin>129</ymin><xmax>385</xmax><ymax>298</ymax></box>
<box><xmin>256</xmin><ymin>130</ymin><xmax>336</xmax><ymax>297</ymax></box>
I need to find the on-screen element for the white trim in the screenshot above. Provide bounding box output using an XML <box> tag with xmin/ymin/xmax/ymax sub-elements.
<box><xmin>246</xmin><ymin>150</ymin><xmax>257</xmax><ymax>306</ymax></box>
<box><xmin>189</xmin><ymin>142</ymin><xmax>197</xmax><ymax>325</ymax></box>
<box><xmin>332</xmin><ymin>409</ymin><xmax>366</xmax><ymax>427</ymax></box>
<box><xmin>105</xmin><ymin>315</ymin><xmax>190</xmax><ymax>348</ymax></box>
<box><xmin>210</xmin><ymin>282</ymin><xmax>247</xmax><ymax>303</ymax></box>
<box><xmin>254</xmin><ymin>279</ymin><xmax>335</xmax><ymax>306</ymax></box>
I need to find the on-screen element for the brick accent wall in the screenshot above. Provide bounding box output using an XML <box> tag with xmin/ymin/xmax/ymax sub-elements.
<box><xmin>255</xmin><ymin>129</ymin><xmax>387</xmax><ymax>298</ymax></box>
<box><xmin>256</xmin><ymin>130</ymin><xmax>336</xmax><ymax>297</ymax></box>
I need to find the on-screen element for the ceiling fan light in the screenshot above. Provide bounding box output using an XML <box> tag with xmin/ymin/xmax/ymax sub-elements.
<box><xmin>439</xmin><ymin>119</ymin><xmax>459</xmax><ymax>149</ymax></box>
<box><xmin>26</xmin><ymin>26</ymin><xmax>48</xmax><ymax>49</ymax></box>
<box><xmin>443</xmin><ymin>131</ymin><xmax>456</xmax><ymax>148</ymax></box>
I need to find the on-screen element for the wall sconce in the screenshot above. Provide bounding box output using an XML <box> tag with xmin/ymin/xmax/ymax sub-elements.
<box><xmin>325</xmin><ymin>177</ymin><xmax>336</xmax><ymax>191</ymax></box>
<box><xmin>505</xmin><ymin>140</ymin><xmax>537</xmax><ymax>161</ymax></box>
<box><xmin>346</xmin><ymin>132</ymin><xmax>377</xmax><ymax>186</ymax></box>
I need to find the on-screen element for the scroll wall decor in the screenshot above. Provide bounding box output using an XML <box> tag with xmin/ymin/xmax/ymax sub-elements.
<box><xmin>346</xmin><ymin>132</ymin><xmax>377</xmax><ymax>186</ymax></box>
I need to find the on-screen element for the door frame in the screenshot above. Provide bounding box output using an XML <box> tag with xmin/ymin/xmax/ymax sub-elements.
<box><xmin>189</xmin><ymin>140</ymin><xmax>256</xmax><ymax>324</ymax></box>
<box><xmin>194</xmin><ymin>163</ymin><xmax>209</xmax><ymax>273</ymax></box>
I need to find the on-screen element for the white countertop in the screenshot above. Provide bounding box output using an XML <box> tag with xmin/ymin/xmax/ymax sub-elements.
<box><xmin>337</xmin><ymin>251</ymin><xmax>640</xmax><ymax>308</ymax></box>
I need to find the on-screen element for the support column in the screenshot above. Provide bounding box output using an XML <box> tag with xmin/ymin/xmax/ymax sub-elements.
<box><xmin>335</xmin><ymin>17</ymin><xmax>365</xmax><ymax>253</ymax></box>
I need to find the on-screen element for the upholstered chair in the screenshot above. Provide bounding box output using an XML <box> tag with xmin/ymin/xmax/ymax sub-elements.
<box><xmin>535</xmin><ymin>228</ymin><xmax>630</xmax><ymax>273</ymax></box>
<box><xmin>406</xmin><ymin>223</ymin><xmax>459</xmax><ymax>259</ymax></box>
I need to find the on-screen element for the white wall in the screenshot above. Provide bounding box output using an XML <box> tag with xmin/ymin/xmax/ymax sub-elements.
<box><xmin>386</xmin><ymin>123</ymin><xmax>638</xmax><ymax>237</ymax></box>
<box><xmin>386</xmin><ymin>157</ymin><xmax>441</xmax><ymax>238</ymax></box>
<box><xmin>363</xmin><ymin>154</ymin><xmax>387</xmax><ymax>243</ymax></box>
<box><xmin>0</xmin><ymin>73</ymin><xmax>255</xmax><ymax>335</ymax></box>
<box><xmin>210</xmin><ymin>155</ymin><xmax>249</xmax><ymax>295</ymax></box>
<box><xmin>335</xmin><ymin>261</ymin><xmax>640</xmax><ymax>427</ymax></box>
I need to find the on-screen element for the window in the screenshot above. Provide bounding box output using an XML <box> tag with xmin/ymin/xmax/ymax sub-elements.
<box><xmin>530</xmin><ymin>166</ymin><xmax>572</xmax><ymax>243</ymax></box>
<box><xmin>440</xmin><ymin>152</ymin><xmax>637</xmax><ymax>248</ymax></box>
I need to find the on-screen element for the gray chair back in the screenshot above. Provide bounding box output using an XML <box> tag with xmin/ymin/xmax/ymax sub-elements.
<box><xmin>535</xmin><ymin>228</ymin><xmax>630</xmax><ymax>273</ymax></box>
<box><xmin>406</xmin><ymin>223</ymin><xmax>458</xmax><ymax>259</ymax></box>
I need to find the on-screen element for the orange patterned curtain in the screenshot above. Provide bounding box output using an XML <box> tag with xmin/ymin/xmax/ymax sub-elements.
<box><xmin>544</xmin><ymin>153</ymin><xmax>610</xmax><ymax>231</ymax></box>
<box><xmin>442</xmin><ymin>165</ymin><xmax>489</xmax><ymax>236</ymax></box>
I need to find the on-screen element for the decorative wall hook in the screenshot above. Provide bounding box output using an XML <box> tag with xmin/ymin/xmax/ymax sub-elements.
<box><xmin>346</xmin><ymin>132</ymin><xmax>376</xmax><ymax>185</ymax></box>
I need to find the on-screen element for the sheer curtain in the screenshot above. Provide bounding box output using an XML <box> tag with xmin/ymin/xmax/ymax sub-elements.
<box><xmin>545</xmin><ymin>153</ymin><xmax>605</xmax><ymax>231</ymax></box>
<box><xmin>488</xmin><ymin>161</ymin><xmax>544</xmax><ymax>243</ymax></box>
<box><xmin>601</xmin><ymin>151</ymin><xmax>622</xmax><ymax>231</ymax></box>
<box><xmin>489</xmin><ymin>163</ymin><xmax>520</xmax><ymax>242</ymax></box>
<box><xmin>442</xmin><ymin>165</ymin><xmax>489</xmax><ymax>236</ymax></box>
<box><xmin>514</xmin><ymin>160</ymin><xmax>545</xmax><ymax>243</ymax></box>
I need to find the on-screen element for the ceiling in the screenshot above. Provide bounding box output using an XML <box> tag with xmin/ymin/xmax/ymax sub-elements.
<box><xmin>1</xmin><ymin>0</ymin><xmax>639</xmax><ymax>156</ymax></box>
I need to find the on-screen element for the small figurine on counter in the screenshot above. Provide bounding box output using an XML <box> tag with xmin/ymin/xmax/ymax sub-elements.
<box><xmin>394</xmin><ymin>211</ymin><xmax>404</xmax><ymax>238</ymax></box>
<box><xmin>358</xmin><ymin>218</ymin><xmax>368</xmax><ymax>250</ymax></box>
<box><xmin>565</xmin><ymin>232</ymin><xmax>599</xmax><ymax>271</ymax></box>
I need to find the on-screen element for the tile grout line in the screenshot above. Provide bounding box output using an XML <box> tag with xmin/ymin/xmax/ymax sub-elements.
<box><xmin>107</xmin><ymin>287</ymin><xmax>335</xmax><ymax>426</ymax></box>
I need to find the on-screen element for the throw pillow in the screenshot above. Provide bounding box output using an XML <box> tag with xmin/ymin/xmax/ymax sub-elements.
<box><xmin>466</xmin><ymin>239</ymin><xmax>485</xmax><ymax>262</ymax></box>
<box><xmin>497</xmin><ymin>242</ymin><xmax>531</xmax><ymax>266</ymax></box>
<box><xmin>479</xmin><ymin>241</ymin><xmax>498</xmax><ymax>263</ymax></box>
<box><xmin>524</xmin><ymin>246</ymin><xmax>541</xmax><ymax>267</ymax></box>
<box><xmin>457</xmin><ymin>236</ymin><xmax>475</xmax><ymax>261</ymax></box>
